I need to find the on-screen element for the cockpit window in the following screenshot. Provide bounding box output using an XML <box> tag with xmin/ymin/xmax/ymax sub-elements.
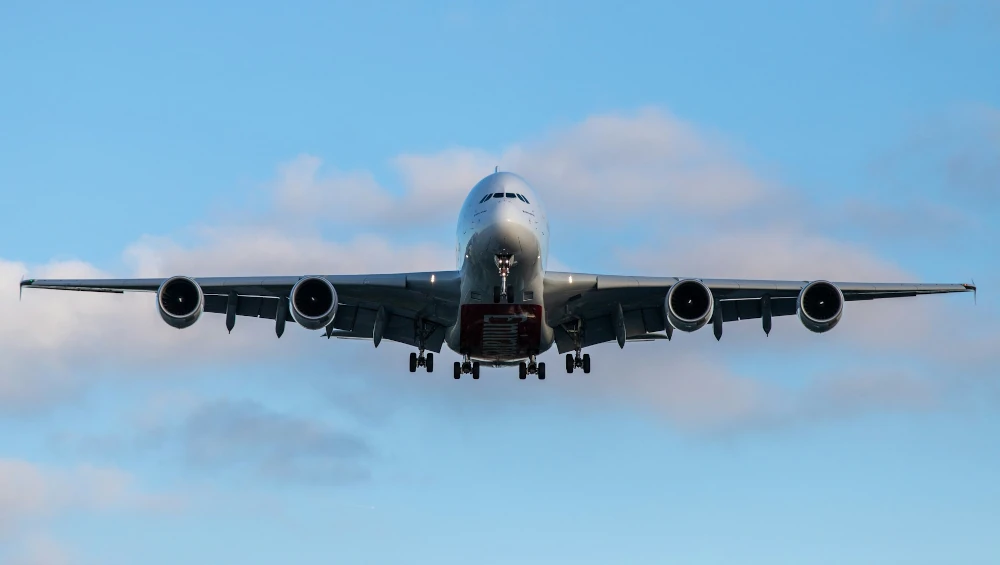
<box><xmin>479</xmin><ymin>194</ymin><xmax>492</xmax><ymax>204</ymax></box>
<box><xmin>516</xmin><ymin>194</ymin><xmax>530</xmax><ymax>204</ymax></box>
<box><xmin>493</xmin><ymin>193</ymin><xmax>504</xmax><ymax>199</ymax></box>
<box><xmin>505</xmin><ymin>193</ymin><xmax>516</xmax><ymax>198</ymax></box>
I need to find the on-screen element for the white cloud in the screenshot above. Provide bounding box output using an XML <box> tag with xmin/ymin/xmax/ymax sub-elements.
<box><xmin>272</xmin><ymin>108</ymin><xmax>775</xmax><ymax>230</ymax></box>
<box><xmin>0</xmin><ymin>459</ymin><xmax>174</xmax><ymax>536</ymax></box>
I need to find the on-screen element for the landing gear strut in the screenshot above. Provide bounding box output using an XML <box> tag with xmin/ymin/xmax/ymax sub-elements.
<box><xmin>560</xmin><ymin>319</ymin><xmax>590</xmax><ymax>374</ymax></box>
<box><xmin>494</xmin><ymin>252</ymin><xmax>517</xmax><ymax>303</ymax></box>
<box><xmin>453</xmin><ymin>355</ymin><xmax>480</xmax><ymax>379</ymax></box>
<box><xmin>565</xmin><ymin>351</ymin><xmax>590</xmax><ymax>374</ymax></box>
<box><xmin>518</xmin><ymin>356</ymin><xmax>546</xmax><ymax>380</ymax></box>
<box><xmin>410</xmin><ymin>319</ymin><xmax>435</xmax><ymax>373</ymax></box>
<box><xmin>410</xmin><ymin>350</ymin><xmax>434</xmax><ymax>373</ymax></box>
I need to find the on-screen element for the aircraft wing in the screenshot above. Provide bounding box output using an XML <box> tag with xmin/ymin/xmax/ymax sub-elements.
<box><xmin>20</xmin><ymin>272</ymin><xmax>462</xmax><ymax>352</ymax></box>
<box><xmin>542</xmin><ymin>272</ymin><xmax>976</xmax><ymax>353</ymax></box>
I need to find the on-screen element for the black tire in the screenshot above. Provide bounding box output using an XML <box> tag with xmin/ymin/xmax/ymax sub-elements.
<box><xmin>506</xmin><ymin>287</ymin><xmax>514</xmax><ymax>304</ymax></box>
<box><xmin>453</xmin><ymin>362</ymin><xmax>461</xmax><ymax>379</ymax></box>
<box><xmin>493</xmin><ymin>286</ymin><xmax>501</xmax><ymax>303</ymax></box>
<box><xmin>426</xmin><ymin>353</ymin><xmax>434</xmax><ymax>373</ymax></box>
<box><xmin>472</xmin><ymin>362</ymin><xmax>481</xmax><ymax>379</ymax></box>
<box><xmin>566</xmin><ymin>353</ymin><xmax>574</xmax><ymax>374</ymax></box>
<box><xmin>519</xmin><ymin>362</ymin><xmax>527</xmax><ymax>380</ymax></box>
<box><xmin>583</xmin><ymin>354</ymin><xmax>591</xmax><ymax>374</ymax></box>
<box><xmin>409</xmin><ymin>352</ymin><xmax>417</xmax><ymax>373</ymax></box>
<box><xmin>538</xmin><ymin>362</ymin><xmax>546</xmax><ymax>380</ymax></box>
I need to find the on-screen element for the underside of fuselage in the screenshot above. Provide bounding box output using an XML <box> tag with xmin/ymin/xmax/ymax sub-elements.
<box><xmin>445</xmin><ymin>173</ymin><xmax>554</xmax><ymax>365</ymax></box>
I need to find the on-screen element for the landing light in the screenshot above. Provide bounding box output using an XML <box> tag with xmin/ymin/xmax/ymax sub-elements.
<box><xmin>569</xmin><ymin>276</ymin><xmax>573</xmax><ymax>284</ymax></box>
<box><xmin>431</xmin><ymin>274</ymin><xmax>436</xmax><ymax>283</ymax></box>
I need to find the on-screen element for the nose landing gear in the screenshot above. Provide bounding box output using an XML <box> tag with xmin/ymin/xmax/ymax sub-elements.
<box><xmin>494</xmin><ymin>253</ymin><xmax>517</xmax><ymax>303</ymax></box>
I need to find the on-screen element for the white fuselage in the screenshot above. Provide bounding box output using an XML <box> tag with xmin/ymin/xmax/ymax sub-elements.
<box><xmin>444</xmin><ymin>173</ymin><xmax>555</xmax><ymax>364</ymax></box>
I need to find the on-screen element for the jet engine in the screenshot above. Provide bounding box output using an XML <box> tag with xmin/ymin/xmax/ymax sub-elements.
<box><xmin>797</xmin><ymin>280</ymin><xmax>844</xmax><ymax>333</ymax></box>
<box><xmin>665</xmin><ymin>279</ymin><xmax>715</xmax><ymax>332</ymax></box>
<box><xmin>290</xmin><ymin>276</ymin><xmax>339</xmax><ymax>330</ymax></box>
<box><xmin>157</xmin><ymin>276</ymin><xmax>204</xmax><ymax>329</ymax></box>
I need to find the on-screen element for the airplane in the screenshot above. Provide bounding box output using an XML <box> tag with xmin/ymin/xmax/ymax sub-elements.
<box><xmin>20</xmin><ymin>172</ymin><xmax>976</xmax><ymax>380</ymax></box>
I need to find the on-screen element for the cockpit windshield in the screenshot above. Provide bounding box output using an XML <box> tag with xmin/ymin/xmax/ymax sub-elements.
<box><xmin>493</xmin><ymin>193</ymin><xmax>504</xmax><ymax>199</ymax></box>
<box><xmin>479</xmin><ymin>194</ymin><xmax>492</xmax><ymax>203</ymax></box>
<box><xmin>505</xmin><ymin>193</ymin><xmax>516</xmax><ymax>198</ymax></box>
<box><xmin>516</xmin><ymin>194</ymin><xmax>530</xmax><ymax>204</ymax></box>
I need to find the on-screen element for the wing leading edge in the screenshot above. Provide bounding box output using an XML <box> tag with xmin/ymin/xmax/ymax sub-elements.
<box><xmin>543</xmin><ymin>272</ymin><xmax>975</xmax><ymax>353</ymax></box>
<box><xmin>20</xmin><ymin>272</ymin><xmax>462</xmax><ymax>352</ymax></box>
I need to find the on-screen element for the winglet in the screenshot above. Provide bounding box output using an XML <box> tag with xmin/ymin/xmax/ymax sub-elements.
<box><xmin>966</xmin><ymin>279</ymin><xmax>977</xmax><ymax>304</ymax></box>
<box><xmin>19</xmin><ymin>277</ymin><xmax>32</xmax><ymax>301</ymax></box>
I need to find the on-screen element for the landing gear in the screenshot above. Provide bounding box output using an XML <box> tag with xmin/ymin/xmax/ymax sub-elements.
<box><xmin>410</xmin><ymin>350</ymin><xmax>434</xmax><ymax>372</ymax></box>
<box><xmin>493</xmin><ymin>285</ymin><xmax>513</xmax><ymax>304</ymax></box>
<box><xmin>519</xmin><ymin>356</ymin><xmax>545</xmax><ymax>380</ymax></box>
<box><xmin>494</xmin><ymin>253</ymin><xmax>517</xmax><ymax>303</ymax></box>
<box><xmin>565</xmin><ymin>350</ymin><xmax>591</xmax><ymax>374</ymax></box>
<box><xmin>453</xmin><ymin>356</ymin><xmax>480</xmax><ymax>379</ymax></box>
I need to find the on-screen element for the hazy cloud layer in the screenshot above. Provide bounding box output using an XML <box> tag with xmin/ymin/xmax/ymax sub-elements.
<box><xmin>53</xmin><ymin>397</ymin><xmax>373</xmax><ymax>486</ymax></box>
<box><xmin>180</xmin><ymin>399</ymin><xmax>371</xmax><ymax>484</ymax></box>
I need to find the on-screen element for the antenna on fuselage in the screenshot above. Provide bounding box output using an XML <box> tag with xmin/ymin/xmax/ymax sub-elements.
<box><xmin>494</xmin><ymin>165</ymin><xmax>498</xmax><ymax>173</ymax></box>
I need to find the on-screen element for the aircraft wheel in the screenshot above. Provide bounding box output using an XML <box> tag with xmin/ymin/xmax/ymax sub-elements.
<box><xmin>583</xmin><ymin>354</ymin><xmax>591</xmax><ymax>374</ymax></box>
<box><xmin>472</xmin><ymin>362</ymin><xmax>481</xmax><ymax>379</ymax></box>
<box><xmin>453</xmin><ymin>362</ymin><xmax>461</xmax><ymax>379</ymax></box>
<box><xmin>538</xmin><ymin>362</ymin><xmax>546</xmax><ymax>380</ymax></box>
<box><xmin>409</xmin><ymin>352</ymin><xmax>417</xmax><ymax>373</ymax></box>
<box><xmin>493</xmin><ymin>286</ymin><xmax>501</xmax><ymax>303</ymax></box>
<box><xmin>565</xmin><ymin>353</ymin><xmax>574</xmax><ymax>374</ymax></box>
<box><xmin>519</xmin><ymin>362</ymin><xmax>527</xmax><ymax>380</ymax></box>
<box><xmin>426</xmin><ymin>353</ymin><xmax>434</xmax><ymax>373</ymax></box>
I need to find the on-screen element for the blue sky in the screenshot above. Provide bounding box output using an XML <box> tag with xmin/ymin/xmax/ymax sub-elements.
<box><xmin>1</xmin><ymin>1</ymin><xmax>998</xmax><ymax>564</ymax></box>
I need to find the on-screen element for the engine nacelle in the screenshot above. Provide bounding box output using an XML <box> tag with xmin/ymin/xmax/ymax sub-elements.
<box><xmin>797</xmin><ymin>280</ymin><xmax>844</xmax><ymax>333</ymax></box>
<box><xmin>290</xmin><ymin>276</ymin><xmax>339</xmax><ymax>330</ymax></box>
<box><xmin>157</xmin><ymin>276</ymin><xmax>204</xmax><ymax>329</ymax></box>
<box><xmin>665</xmin><ymin>279</ymin><xmax>715</xmax><ymax>332</ymax></box>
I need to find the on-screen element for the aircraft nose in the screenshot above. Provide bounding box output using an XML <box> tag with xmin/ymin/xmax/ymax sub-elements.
<box><xmin>491</xmin><ymin>197</ymin><xmax>527</xmax><ymax>225</ymax></box>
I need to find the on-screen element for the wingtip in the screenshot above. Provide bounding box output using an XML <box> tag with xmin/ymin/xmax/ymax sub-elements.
<box><xmin>965</xmin><ymin>279</ymin><xmax>977</xmax><ymax>304</ymax></box>
<box><xmin>19</xmin><ymin>276</ymin><xmax>31</xmax><ymax>301</ymax></box>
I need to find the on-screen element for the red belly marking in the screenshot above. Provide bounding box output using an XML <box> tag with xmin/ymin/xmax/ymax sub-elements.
<box><xmin>460</xmin><ymin>304</ymin><xmax>543</xmax><ymax>360</ymax></box>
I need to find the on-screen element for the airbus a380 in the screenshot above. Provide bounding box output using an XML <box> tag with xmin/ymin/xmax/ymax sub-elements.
<box><xmin>21</xmin><ymin>172</ymin><xmax>976</xmax><ymax>380</ymax></box>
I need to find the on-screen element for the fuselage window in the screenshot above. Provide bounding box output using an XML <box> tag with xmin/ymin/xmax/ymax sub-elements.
<box><xmin>505</xmin><ymin>193</ymin><xmax>516</xmax><ymax>198</ymax></box>
<box><xmin>479</xmin><ymin>194</ymin><xmax>492</xmax><ymax>204</ymax></box>
<box><xmin>493</xmin><ymin>193</ymin><xmax>504</xmax><ymax>199</ymax></box>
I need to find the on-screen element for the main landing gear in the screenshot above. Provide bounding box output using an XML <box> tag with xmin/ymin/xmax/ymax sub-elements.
<box><xmin>565</xmin><ymin>351</ymin><xmax>590</xmax><ymax>374</ymax></box>
<box><xmin>453</xmin><ymin>356</ymin><xmax>481</xmax><ymax>379</ymax></box>
<box><xmin>409</xmin><ymin>350</ymin><xmax>434</xmax><ymax>373</ymax></box>
<box><xmin>566</xmin><ymin>351</ymin><xmax>590</xmax><ymax>373</ymax></box>
<box><xmin>518</xmin><ymin>356</ymin><xmax>546</xmax><ymax>380</ymax></box>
